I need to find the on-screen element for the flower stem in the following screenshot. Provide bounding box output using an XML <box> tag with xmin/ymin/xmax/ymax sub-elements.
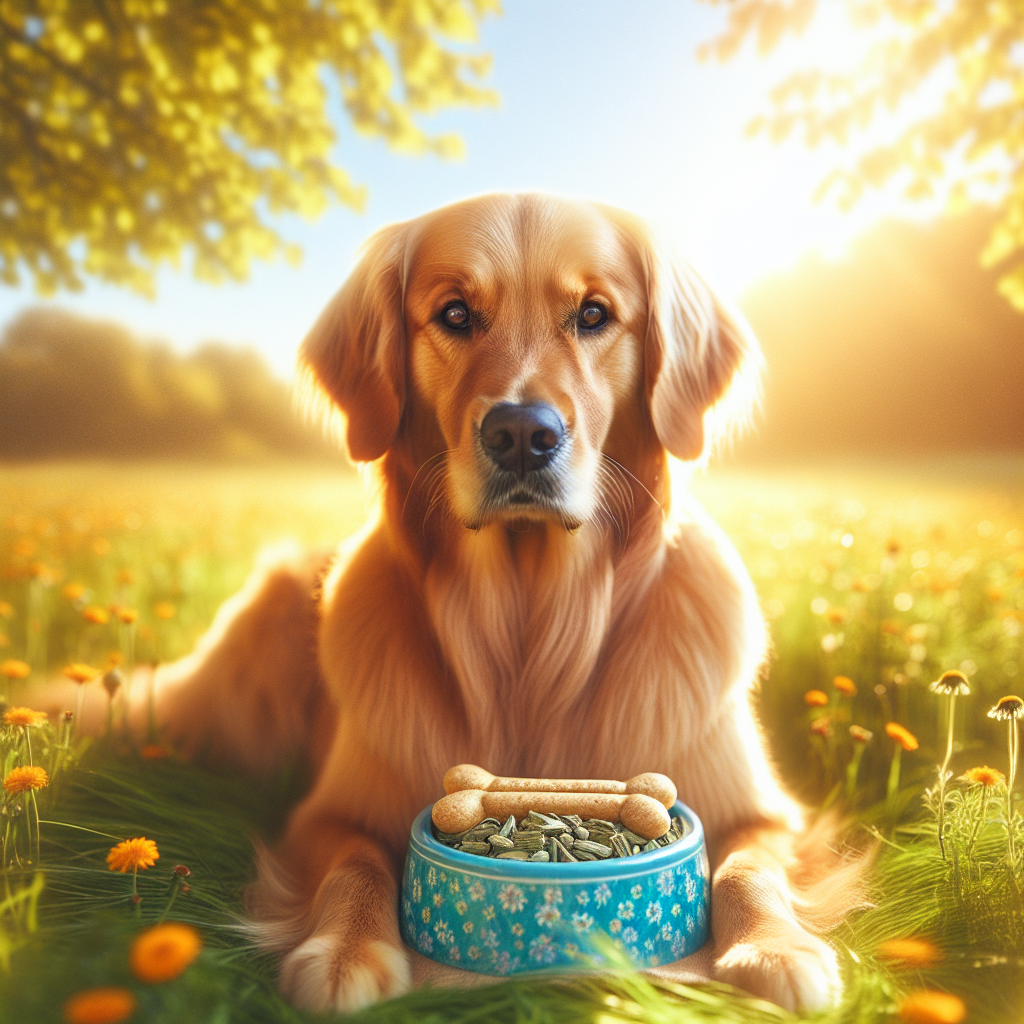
<box><xmin>846</xmin><ymin>745</ymin><xmax>865</xmax><ymax>804</ymax></box>
<box><xmin>937</xmin><ymin>695</ymin><xmax>957</xmax><ymax>858</ymax></box>
<box><xmin>75</xmin><ymin>685</ymin><xmax>85</xmax><ymax>739</ymax></box>
<box><xmin>888</xmin><ymin>744</ymin><xmax>903</xmax><ymax>805</ymax></box>
<box><xmin>967</xmin><ymin>785</ymin><xmax>991</xmax><ymax>860</ymax></box>
<box><xmin>1008</xmin><ymin>720</ymin><xmax>1019</xmax><ymax>865</ymax></box>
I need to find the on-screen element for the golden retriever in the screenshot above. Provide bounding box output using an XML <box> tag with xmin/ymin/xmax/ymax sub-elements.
<box><xmin>60</xmin><ymin>193</ymin><xmax>862</xmax><ymax>1013</ymax></box>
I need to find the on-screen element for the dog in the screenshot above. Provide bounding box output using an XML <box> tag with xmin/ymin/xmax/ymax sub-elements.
<box><xmin>59</xmin><ymin>193</ymin><xmax>863</xmax><ymax>1013</ymax></box>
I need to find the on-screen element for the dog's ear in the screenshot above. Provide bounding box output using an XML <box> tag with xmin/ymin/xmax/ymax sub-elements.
<box><xmin>297</xmin><ymin>224</ymin><xmax>407</xmax><ymax>462</ymax></box>
<box><xmin>644</xmin><ymin>249</ymin><xmax>763</xmax><ymax>462</ymax></box>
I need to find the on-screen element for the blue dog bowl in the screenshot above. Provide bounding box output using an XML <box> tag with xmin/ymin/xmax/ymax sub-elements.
<box><xmin>400</xmin><ymin>801</ymin><xmax>710</xmax><ymax>976</ymax></box>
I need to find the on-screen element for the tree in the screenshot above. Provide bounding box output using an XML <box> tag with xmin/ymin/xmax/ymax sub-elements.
<box><xmin>0</xmin><ymin>0</ymin><xmax>498</xmax><ymax>295</ymax></box>
<box><xmin>700</xmin><ymin>0</ymin><xmax>1024</xmax><ymax>311</ymax></box>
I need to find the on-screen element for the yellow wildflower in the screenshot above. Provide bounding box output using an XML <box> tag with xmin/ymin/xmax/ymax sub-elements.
<box><xmin>1</xmin><ymin>659</ymin><xmax>31</xmax><ymax>680</ymax></box>
<box><xmin>897</xmin><ymin>990</ymin><xmax>965</xmax><ymax>1024</ymax></box>
<box><xmin>130</xmin><ymin>922</ymin><xmax>202</xmax><ymax>983</ymax></box>
<box><xmin>886</xmin><ymin>722</ymin><xmax>919</xmax><ymax>752</ymax></box>
<box><xmin>107</xmin><ymin>837</ymin><xmax>159</xmax><ymax>873</ymax></box>
<box><xmin>62</xmin><ymin>986</ymin><xmax>137</xmax><ymax>1024</ymax></box>
<box><xmin>63</xmin><ymin>663</ymin><xmax>101</xmax><ymax>684</ymax></box>
<box><xmin>3</xmin><ymin>765</ymin><xmax>49</xmax><ymax>794</ymax></box>
<box><xmin>3</xmin><ymin>707</ymin><xmax>47</xmax><ymax>728</ymax></box>
<box><xmin>83</xmin><ymin>606</ymin><xmax>110</xmax><ymax>625</ymax></box>
<box><xmin>834</xmin><ymin>675</ymin><xmax>857</xmax><ymax>696</ymax></box>
<box><xmin>804</xmin><ymin>690</ymin><xmax>829</xmax><ymax>708</ymax></box>
<box><xmin>960</xmin><ymin>766</ymin><xmax>1005</xmax><ymax>787</ymax></box>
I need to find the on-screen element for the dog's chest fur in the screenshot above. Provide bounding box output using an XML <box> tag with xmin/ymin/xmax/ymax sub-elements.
<box><xmin>318</xmin><ymin>512</ymin><xmax>762</xmax><ymax>854</ymax></box>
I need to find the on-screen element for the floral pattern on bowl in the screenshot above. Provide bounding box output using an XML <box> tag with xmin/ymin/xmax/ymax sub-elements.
<box><xmin>400</xmin><ymin>800</ymin><xmax>710</xmax><ymax>976</ymax></box>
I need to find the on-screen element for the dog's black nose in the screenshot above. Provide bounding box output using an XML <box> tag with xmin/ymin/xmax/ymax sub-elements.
<box><xmin>480</xmin><ymin>402</ymin><xmax>565</xmax><ymax>477</ymax></box>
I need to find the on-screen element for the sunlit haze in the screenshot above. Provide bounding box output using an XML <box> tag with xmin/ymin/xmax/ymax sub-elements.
<box><xmin>0</xmin><ymin>1</ymin><xmax>926</xmax><ymax>377</ymax></box>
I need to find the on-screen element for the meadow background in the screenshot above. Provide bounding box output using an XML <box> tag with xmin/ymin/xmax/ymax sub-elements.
<box><xmin>1</xmin><ymin>1</ymin><xmax>1023</xmax><ymax>1022</ymax></box>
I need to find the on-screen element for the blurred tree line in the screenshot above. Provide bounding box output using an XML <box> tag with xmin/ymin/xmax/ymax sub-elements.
<box><xmin>735</xmin><ymin>207</ymin><xmax>1024</xmax><ymax>461</ymax></box>
<box><xmin>0</xmin><ymin>308</ymin><xmax>338</xmax><ymax>460</ymax></box>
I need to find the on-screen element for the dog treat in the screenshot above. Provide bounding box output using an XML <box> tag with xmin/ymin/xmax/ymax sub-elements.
<box><xmin>433</xmin><ymin>810</ymin><xmax>690</xmax><ymax>862</ymax></box>
<box><xmin>443</xmin><ymin>764</ymin><xmax>677</xmax><ymax>809</ymax></box>
<box><xmin>431</xmin><ymin>788</ymin><xmax>671</xmax><ymax>840</ymax></box>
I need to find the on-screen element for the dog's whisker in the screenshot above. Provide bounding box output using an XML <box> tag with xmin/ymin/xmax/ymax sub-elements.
<box><xmin>601</xmin><ymin>453</ymin><xmax>664</xmax><ymax>520</ymax></box>
<box><xmin>401</xmin><ymin>450</ymin><xmax>455</xmax><ymax>525</ymax></box>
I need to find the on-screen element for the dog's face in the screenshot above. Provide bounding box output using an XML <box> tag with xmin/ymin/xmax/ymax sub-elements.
<box><xmin>301</xmin><ymin>194</ymin><xmax>760</xmax><ymax>533</ymax></box>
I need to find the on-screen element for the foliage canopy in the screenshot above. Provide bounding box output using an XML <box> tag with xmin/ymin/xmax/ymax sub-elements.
<box><xmin>0</xmin><ymin>0</ymin><xmax>498</xmax><ymax>295</ymax></box>
<box><xmin>701</xmin><ymin>0</ymin><xmax>1024</xmax><ymax>311</ymax></box>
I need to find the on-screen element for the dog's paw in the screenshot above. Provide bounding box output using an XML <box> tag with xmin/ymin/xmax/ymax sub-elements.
<box><xmin>714</xmin><ymin>926</ymin><xmax>841</xmax><ymax>1012</ymax></box>
<box><xmin>279</xmin><ymin>935</ymin><xmax>411</xmax><ymax>1013</ymax></box>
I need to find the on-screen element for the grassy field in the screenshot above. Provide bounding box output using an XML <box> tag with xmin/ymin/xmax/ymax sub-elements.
<box><xmin>0</xmin><ymin>457</ymin><xmax>1022</xmax><ymax>1023</ymax></box>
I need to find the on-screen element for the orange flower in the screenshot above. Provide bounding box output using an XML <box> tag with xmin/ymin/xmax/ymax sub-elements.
<box><xmin>826</xmin><ymin>607</ymin><xmax>848</xmax><ymax>625</ymax></box>
<box><xmin>63</xmin><ymin>583</ymin><xmax>86</xmax><ymax>601</ymax></box>
<box><xmin>960</xmin><ymin>766</ymin><xmax>1005</xmax><ymax>787</ymax></box>
<box><xmin>115</xmin><ymin>607</ymin><xmax>139</xmax><ymax>625</ymax></box>
<box><xmin>804</xmin><ymin>690</ymin><xmax>829</xmax><ymax>708</ymax></box>
<box><xmin>83</xmin><ymin>606</ymin><xmax>110</xmax><ymax>625</ymax></box>
<box><xmin>62</xmin><ymin>986</ymin><xmax>137</xmax><ymax>1024</ymax></box>
<box><xmin>897</xmin><ymin>990</ymin><xmax>966</xmax><ymax>1024</ymax></box>
<box><xmin>3</xmin><ymin>765</ymin><xmax>49</xmax><ymax>794</ymax></box>
<box><xmin>810</xmin><ymin>717</ymin><xmax>831</xmax><ymax>737</ymax></box>
<box><xmin>834</xmin><ymin>675</ymin><xmax>857</xmax><ymax>697</ymax></box>
<box><xmin>107</xmin><ymin>837</ymin><xmax>159</xmax><ymax>873</ymax></box>
<box><xmin>878</xmin><ymin>937</ymin><xmax>942</xmax><ymax>968</ymax></box>
<box><xmin>140</xmin><ymin>744</ymin><xmax>169</xmax><ymax>760</ymax></box>
<box><xmin>130</xmin><ymin>922</ymin><xmax>202</xmax><ymax>983</ymax></box>
<box><xmin>886</xmin><ymin>722</ymin><xmax>919</xmax><ymax>752</ymax></box>
<box><xmin>153</xmin><ymin>602</ymin><xmax>176</xmax><ymax>620</ymax></box>
<box><xmin>849</xmin><ymin>725</ymin><xmax>873</xmax><ymax>743</ymax></box>
<box><xmin>0</xmin><ymin>601</ymin><xmax>12</xmax><ymax>618</ymax></box>
<box><xmin>63</xmin><ymin>663</ymin><xmax>101</xmax><ymax>684</ymax></box>
<box><xmin>0</xmin><ymin>659</ymin><xmax>31</xmax><ymax>680</ymax></box>
<box><xmin>3</xmin><ymin>706</ymin><xmax>47</xmax><ymax>728</ymax></box>
<box><xmin>881</xmin><ymin>619</ymin><xmax>903</xmax><ymax>636</ymax></box>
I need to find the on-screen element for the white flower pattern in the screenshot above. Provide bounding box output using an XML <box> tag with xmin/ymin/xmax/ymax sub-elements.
<box><xmin>403</xmin><ymin>817</ymin><xmax>710</xmax><ymax>976</ymax></box>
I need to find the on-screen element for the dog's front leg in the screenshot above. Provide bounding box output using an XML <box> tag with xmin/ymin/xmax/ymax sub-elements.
<box><xmin>250</xmin><ymin>807</ymin><xmax>410</xmax><ymax>1014</ymax></box>
<box><xmin>710</xmin><ymin>825</ymin><xmax>841</xmax><ymax>1012</ymax></box>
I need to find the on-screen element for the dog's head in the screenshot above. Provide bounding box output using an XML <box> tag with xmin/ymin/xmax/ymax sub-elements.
<box><xmin>300</xmin><ymin>194</ymin><xmax>761</xmax><ymax>532</ymax></box>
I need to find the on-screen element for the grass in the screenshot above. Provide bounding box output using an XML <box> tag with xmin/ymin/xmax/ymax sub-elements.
<box><xmin>0</xmin><ymin>457</ymin><xmax>1022</xmax><ymax>1023</ymax></box>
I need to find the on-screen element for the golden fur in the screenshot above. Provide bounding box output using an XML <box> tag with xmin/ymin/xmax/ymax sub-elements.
<box><xmin>42</xmin><ymin>194</ymin><xmax>864</xmax><ymax>1013</ymax></box>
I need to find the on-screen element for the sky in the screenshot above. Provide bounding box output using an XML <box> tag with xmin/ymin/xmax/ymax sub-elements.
<box><xmin>0</xmin><ymin>1</ymin><xmax>930</xmax><ymax>377</ymax></box>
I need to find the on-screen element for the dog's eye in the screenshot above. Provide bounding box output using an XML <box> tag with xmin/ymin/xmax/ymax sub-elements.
<box><xmin>441</xmin><ymin>301</ymin><xmax>470</xmax><ymax>331</ymax></box>
<box><xmin>578</xmin><ymin>303</ymin><xmax>608</xmax><ymax>331</ymax></box>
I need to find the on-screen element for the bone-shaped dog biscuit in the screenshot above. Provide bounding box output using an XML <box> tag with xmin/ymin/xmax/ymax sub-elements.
<box><xmin>431</xmin><ymin>789</ymin><xmax>671</xmax><ymax>840</ymax></box>
<box><xmin>442</xmin><ymin>764</ymin><xmax>677</xmax><ymax>809</ymax></box>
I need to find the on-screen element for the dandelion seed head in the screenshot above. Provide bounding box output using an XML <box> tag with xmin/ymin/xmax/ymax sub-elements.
<box><xmin>988</xmin><ymin>695</ymin><xmax>1024</xmax><ymax>721</ymax></box>
<box><xmin>929</xmin><ymin>671</ymin><xmax>970</xmax><ymax>697</ymax></box>
<box><xmin>810</xmin><ymin>717</ymin><xmax>831</xmax><ymax>737</ymax></box>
